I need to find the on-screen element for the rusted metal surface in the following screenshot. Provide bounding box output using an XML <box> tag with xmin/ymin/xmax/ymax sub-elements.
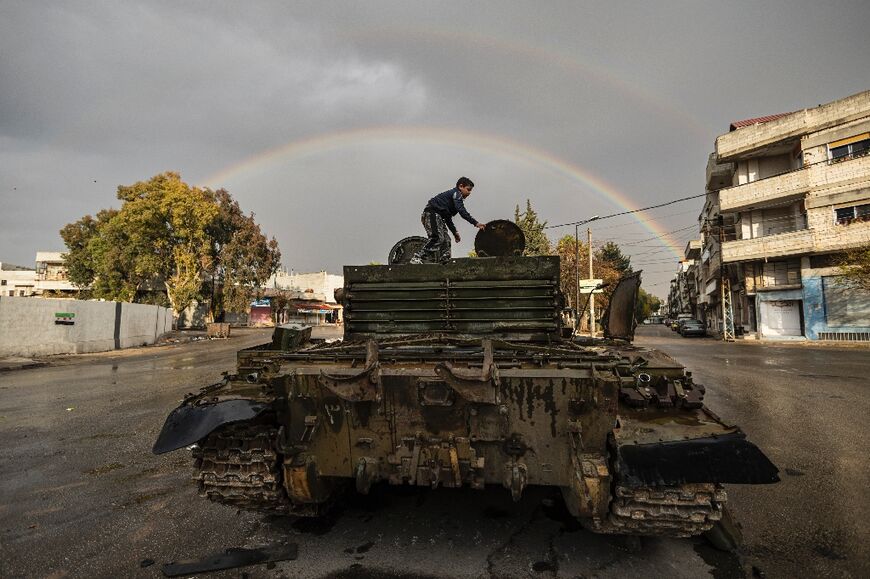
<box><xmin>271</xmin><ymin>323</ymin><xmax>311</xmax><ymax>351</ymax></box>
<box><xmin>602</xmin><ymin>271</ymin><xmax>641</xmax><ymax>341</ymax></box>
<box><xmin>192</xmin><ymin>421</ymin><xmax>290</xmax><ymax>513</ymax></box>
<box><xmin>473</xmin><ymin>220</ymin><xmax>525</xmax><ymax>257</ymax></box>
<box><xmin>154</xmin><ymin>254</ymin><xmax>779</xmax><ymax>540</ymax></box>
<box><xmin>342</xmin><ymin>256</ymin><xmax>562</xmax><ymax>342</ymax></box>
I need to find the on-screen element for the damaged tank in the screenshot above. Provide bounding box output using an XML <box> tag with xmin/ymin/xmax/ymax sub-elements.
<box><xmin>153</xmin><ymin>224</ymin><xmax>778</xmax><ymax>538</ymax></box>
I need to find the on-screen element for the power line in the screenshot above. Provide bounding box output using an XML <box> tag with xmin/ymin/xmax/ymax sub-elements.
<box><xmin>621</xmin><ymin>224</ymin><xmax>698</xmax><ymax>246</ymax></box>
<box><xmin>545</xmin><ymin>193</ymin><xmax>707</xmax><ymax>230</ymax></box>
<box><xmin>593</xmin><ymin>207</ymin><xmax>701</xmax><ymax>231</ymax></box>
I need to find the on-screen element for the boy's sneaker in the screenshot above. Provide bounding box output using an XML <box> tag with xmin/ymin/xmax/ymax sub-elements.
<box><xmin>409</xmin><ymin>257</ymin><xmax>423</xmax><ymax>264</ymax></box>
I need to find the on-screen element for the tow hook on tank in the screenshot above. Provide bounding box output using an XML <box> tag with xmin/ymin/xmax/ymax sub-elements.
<box><xmin>355</xmin><ymin>457</ymin><xmax>380</xmax><ymax>494</ymax></box>
<box><xmin>504</xmin><ymin>461</ymin><xmax>528</xmax><ymax>502</ymax></box>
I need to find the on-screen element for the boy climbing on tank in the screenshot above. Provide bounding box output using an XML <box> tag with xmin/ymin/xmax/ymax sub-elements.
<box><xmin>410</xmin><ymin>177</ymin><xmax>487</xmax><ymax>264</ymax></box>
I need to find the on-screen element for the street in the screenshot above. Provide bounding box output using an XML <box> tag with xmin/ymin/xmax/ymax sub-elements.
<box><xmin>635</xmin><ymin>324</ymin><xmax>869</xmax><ymax>579</ymax></box>
<box><xmin>0</xmin><ymin>327</ymin><xmax>867</xmax><ymax>578</ymax></box>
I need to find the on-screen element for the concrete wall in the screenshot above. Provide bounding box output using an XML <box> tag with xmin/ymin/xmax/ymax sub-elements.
<box><xmin>0</xmin><ymin>297</ymin><xmax>173</xmax><ymax>357</ymax></box>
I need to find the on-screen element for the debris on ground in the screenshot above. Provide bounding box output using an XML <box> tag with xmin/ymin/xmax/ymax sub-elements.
<box><xmin>161</xmin><ymin>544</ymin><xmax>298</xmax><ymax>577</ymax></box>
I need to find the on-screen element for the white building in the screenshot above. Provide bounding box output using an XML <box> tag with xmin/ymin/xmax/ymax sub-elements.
<box><xmin>34</xmin><ymin>252</ymin><xmax>80</xmax><ymax>295</ymax></box>
<box><xmin>0</xmin><ymin>262</ymin><xmax>37</xmax><ymax>297</ymax></box>
<box><xmin>268</xmin><ymin>269</ymin><xmax>344</xmax><ymax>303</ymax></box>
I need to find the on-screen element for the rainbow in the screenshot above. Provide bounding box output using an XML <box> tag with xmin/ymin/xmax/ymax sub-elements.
<box><xmin>204</xmin><ymin>126</ymin><xmax>685</xmax><ymax>259</ymax></box>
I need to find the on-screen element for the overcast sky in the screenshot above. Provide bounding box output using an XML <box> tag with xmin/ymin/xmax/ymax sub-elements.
<box><xmin>1</xmin><ymin>1</ymin><xmax>868</xmax><ymax>297</ymax></box>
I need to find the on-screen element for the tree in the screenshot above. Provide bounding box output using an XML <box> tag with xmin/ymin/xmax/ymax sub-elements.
<box><xmin>555</xmin><ymin>235</ymin><xmax>624</xmax><ymax>317</ymax></box>
<box><xmin>836</xmin><ymin>244</ymin><xmax>870</xmax><ymax>290</ymax></box>
<box><xmin>596</xmin><ymin>241</ymin><xmax>632</xmax><ymax>275</ymax></box>
<box><xmin>60</xmin><ymin>208</ymin><xmax>117</xmax><ymax>292</ymax></box>
<box><xmin>635</xmin><ymin>288</ymin><xmax>662</xmax><ymax>322</ymax></box>
<box><xmin>514</xmin><ymin>200</ymin><xmax>552</xmax><ymax>256</ymax></box>
<box><xmin>208</xmin><ymin>189</ymin><xmax>281</xmax><ymax>316</ymax></box>
<box><xmin>60</xmin><ymin>172</ymin><xmax>280</xmax><ymax>318</ymax></box>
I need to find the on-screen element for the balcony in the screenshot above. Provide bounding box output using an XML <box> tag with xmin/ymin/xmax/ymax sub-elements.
<box><xmin>721</xmin><ymin>229</ymin><xmax>815</xmax><ymax>263</ymax></box>
<box><xmin>684</xmin><ymin>239</ymin><xmax>702</xmax><ymax>260</ymax></box>
<box><xmin>716</xmin><ymin>90</ymin><xmax>870</xmax><ymax>161</ymax></box>
<box><xmin>720</xmin><ymin>169</ymin><xmax>809</xmax><ymax>211</ymax></box>
<box><xmin>720</xmin><ymin>154</ymin><xmax>870</xmax><ymax>212</ymax></box>
<box><xmin>706</xmin><ymin>153</ymin><xmax>734</xmax><ymax>191</ymax></box>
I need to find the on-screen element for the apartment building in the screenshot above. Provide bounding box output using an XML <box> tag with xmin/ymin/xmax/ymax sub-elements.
<box><xmin>666</xmin><ymin>260</ymin><xmax>696</xmax><ymax>319</ymax></box>
<box><xmin>714</xmin><ymin>89</ymin><xmax>870</xmax><ymax>340</ymax></box>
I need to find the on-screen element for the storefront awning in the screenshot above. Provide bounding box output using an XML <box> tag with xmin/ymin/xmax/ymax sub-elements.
<box><xmin>289</xmin><ymin>301</ymin><xmax>341</xmax><ymax>314</ymax></box>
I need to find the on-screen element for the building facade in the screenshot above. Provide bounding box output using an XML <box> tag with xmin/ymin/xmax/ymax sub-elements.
<box><xmin>714</xmin><ymin>90</ymin><xmax>870</xmax><ymax>340</ymax></box>
<box><xmin>34</xmin><ymin>252</ymin><xmax>79</xmax><ymax>296</ymax></box>
<box><xmin>1</xmin><ymin>252</ymin><xmax>80</xmax><ymax>297</ymax></box>
<box><xmin>0</xmin><ymin>262</ymin><xmax>37</xmax><ymax>297</ymax></box>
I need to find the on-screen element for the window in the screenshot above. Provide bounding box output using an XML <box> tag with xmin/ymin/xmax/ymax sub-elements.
<box><xmin>0</xmin><ymin>279</ymin><xmax>6</xmax><ymax>286</ymax></box>
<box><xmin>829</xmin><ymin>133</ymin><xmax>870</xmax><ymax>163</ymax></box>
<box><xmin>760</xmin><ymin>260</ymin><xmax>801</xmax><ymax>288</ymax></box>
<box><xmin>835</xmin><ymin>203</ymin><xmax>870</xmax><ymax>225</ymax></box>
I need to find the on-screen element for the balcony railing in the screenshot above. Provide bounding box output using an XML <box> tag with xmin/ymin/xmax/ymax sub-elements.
<box><xmin>720</xmin><ymin>153</ymin><xmax>870</xmax><ymax>212</ymax></box>
<box><xmin>721</xmin><ymin>229</ymin><xmax>815</xmax><ymax>263</ymax></box>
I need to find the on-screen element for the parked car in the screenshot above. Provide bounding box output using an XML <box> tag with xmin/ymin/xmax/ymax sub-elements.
<box><xmin>679</xmin><ymin>319</ymin><xmax>706</xmax><ymax>337</ymax></box>
<box><xmin>671</xmin><ymin>314</ymin><xmax>692</xmax><ymax>331</ymax></box>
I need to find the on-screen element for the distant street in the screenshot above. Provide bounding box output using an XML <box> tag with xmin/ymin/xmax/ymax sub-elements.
<box><xmin>0</xmin><ymin>326</ymin><xmax>867</xmax><ymax>578</ymax></box>
<box><xmin>635</xmin><ymin>324</ymin><xmax>870</xmax><ymax>578</ymax></box>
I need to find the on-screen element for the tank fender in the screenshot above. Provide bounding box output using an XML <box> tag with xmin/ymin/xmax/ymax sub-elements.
<box><xmin>614</xmin><ymin>431</ymin><xmax>780</xmax><ymax>486</ymax></box>
<box><xmin>152</xmin><ymin>399</ymin><xmax>269</xmax><ymax>455</ymax></box>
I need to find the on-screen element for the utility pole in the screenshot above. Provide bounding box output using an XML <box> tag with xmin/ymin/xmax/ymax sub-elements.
<box><xmin>588</xmin><ymin>228</ymin><xmax>595</xmax><ymax>336</ymax></box>
<box><xmin>575</xmin><ymin>223</ymin><xmax>580</xmax><ymax>333</ymax></box>
<box><xmin>572</xmin><ymin>216</ymin><xmax>599</xmax><ymax>334</ymax></box>
<box><xmin>719</xmin><ymin>221</ymin><xmax>735</xmax><ymax>341</ymax></box>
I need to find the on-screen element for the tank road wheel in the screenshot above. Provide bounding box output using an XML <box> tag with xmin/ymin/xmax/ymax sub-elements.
<box><xmin>192</xmin><ymin>420</ymin><xmax>292</xmax><ymax>514</ymax></box>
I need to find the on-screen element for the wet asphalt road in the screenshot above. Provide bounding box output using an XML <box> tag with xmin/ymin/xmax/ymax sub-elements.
<box><xmin>635</xmin><ymin>324</ymin><xmax>870</xmax><ymax>579</ymax></box>
<box><xmin>0</xmin><ymin>326</ymin><xmax>866</xmax><ymax>578</ymax></box>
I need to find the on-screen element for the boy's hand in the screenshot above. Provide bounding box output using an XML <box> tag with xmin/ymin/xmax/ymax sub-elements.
<box><xmin>476</xmin><ymin>222</ymin><xmax>487</xmax><ymax>230</ymax></box>
<box><xmin>454</xmin><ymin>232</ymin><xmax>461</xmax><ymax>243</ymax></box>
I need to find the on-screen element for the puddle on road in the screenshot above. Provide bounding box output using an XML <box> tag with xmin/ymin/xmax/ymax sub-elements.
<box><xmin>692</xmin><ymin>541</ymin><xmax>744</xmax><ymax>579</ymax></box>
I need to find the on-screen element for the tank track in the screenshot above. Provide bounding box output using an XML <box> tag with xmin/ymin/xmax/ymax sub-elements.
<box><xmin>192</xmin><ymin>421</ymin><xmax>291</xmax><ymax>514</ymax></box>
<box><xmin>602</xmin><ymin>483</ymin><xmax>726</xmax><ymax>537</ymax></box>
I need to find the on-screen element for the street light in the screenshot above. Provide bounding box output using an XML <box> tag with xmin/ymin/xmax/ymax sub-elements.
<box><xmin>574</xmin><ymin>215</ymin><xmax>599</xmax><ymax>334</ymax></box>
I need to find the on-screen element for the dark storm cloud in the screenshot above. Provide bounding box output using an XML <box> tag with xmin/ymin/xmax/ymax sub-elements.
<box><xmin>1</xmin><ymin>1</ymin><xmax>868</xmax><ymax>295</ymax></box>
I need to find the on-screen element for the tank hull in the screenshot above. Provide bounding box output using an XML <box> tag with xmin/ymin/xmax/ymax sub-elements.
<box><xmin>156</xmin><ymin>333</ymin><xmax>777</xmax><ymax>536</ymax></box>
<box><xmin>153</xmin><ymin>257</ymin><xmax>778</xmax><ymax>537</ymax></box>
